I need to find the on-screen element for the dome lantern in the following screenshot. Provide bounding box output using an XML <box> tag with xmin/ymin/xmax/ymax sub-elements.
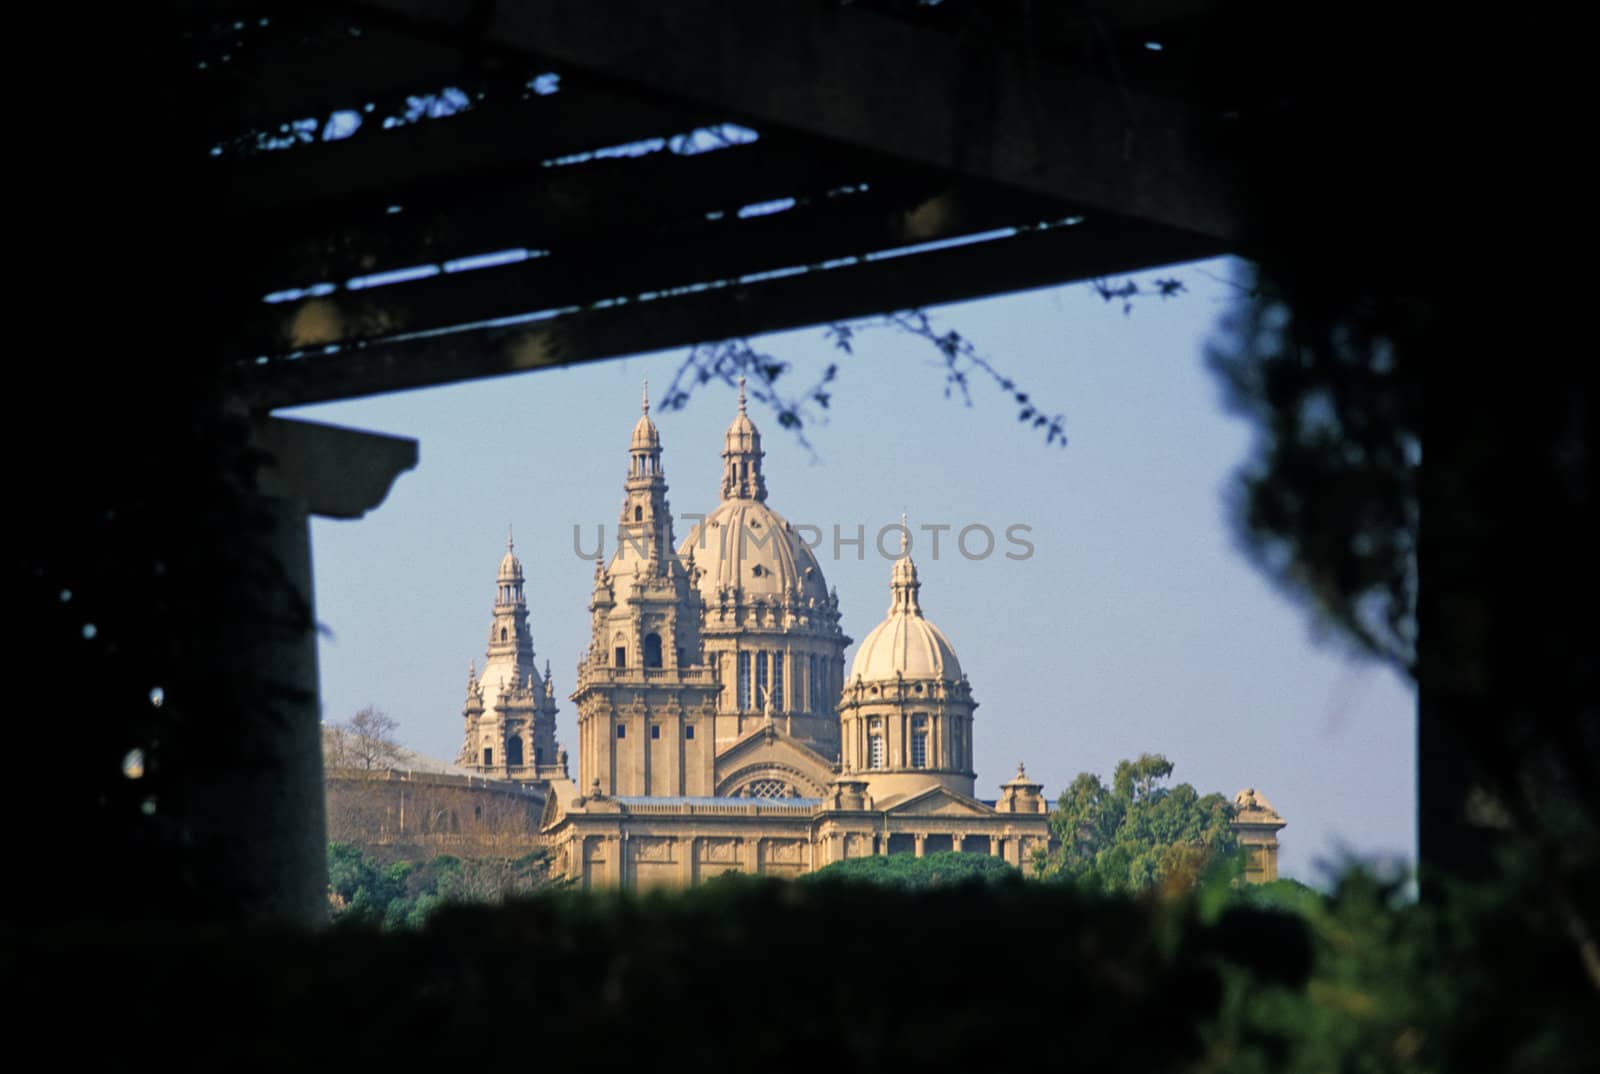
<box><xmin>720</xmin><ymin>377</ymin><xmax>767</xmax><ymax>502</ymax></box>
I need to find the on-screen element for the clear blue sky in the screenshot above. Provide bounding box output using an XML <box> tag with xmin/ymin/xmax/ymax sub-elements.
<box><xmin>289</xmin><ymin>255</ymin><xmax>1416</xmax><ymax>884</ymax></box>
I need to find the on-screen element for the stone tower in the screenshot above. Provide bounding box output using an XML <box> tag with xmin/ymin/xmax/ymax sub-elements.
<box><xmin>457</xmin><ymin>530</ymin><xmax>560</xmax><ymax>780</ymax></box>
<box><xmin>570</xmin><ymin>385</ymin><xmax>721</xmax><ymax>796</ymax></box>
<box><xmin>838</xmin><ymin>538</ymin><xmax>978</xmax><ymax>800</ymax></box>
<box><xmin>677</xmin><ymin>378</ymin><xmax>850</xmax><ymax>759</ymax></box>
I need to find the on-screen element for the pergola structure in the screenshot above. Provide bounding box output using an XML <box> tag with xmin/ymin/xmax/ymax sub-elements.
<box><xmin>164</xmin><ymin>1</ymin><xmax>1275</xmax><ymax>922</ymax></box>
<box><xmin>201</xmin><ymin>0</ymin><xmax>1251</xmax><ymax>412</ymax></box>
<box><xmin>123</xmin><ymin>0</ymin><xmax>1540</xmax><ymax>929</ymax></box>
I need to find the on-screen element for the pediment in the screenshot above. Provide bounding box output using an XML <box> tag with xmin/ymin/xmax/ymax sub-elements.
<box><xmin>883</xmin><ymin>785</ymin><xmax>998</xmax><ymax>818</ymax></box>
<box><xmin>717</xmin><ymin>721</ymin><xmax>835</xmax><ymax>774</ymax></box>
<box><xmin>714</xmin><ymin>722</ymin><xmax>836</xmax><ymax>797</ymax></box>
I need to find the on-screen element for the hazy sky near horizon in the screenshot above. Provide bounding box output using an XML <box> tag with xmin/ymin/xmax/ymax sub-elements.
<box><xmin>289</xmin><ymin>255</ymin><xmax>1416</xmax><ymax>884</ymax></box>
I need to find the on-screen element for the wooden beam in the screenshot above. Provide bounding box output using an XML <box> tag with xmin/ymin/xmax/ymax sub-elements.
<box><xmin>228</xmin><ymin>176</ymin><xmax>1077</xmax><ymax>358</ymax></box>
<box><xmin>352</xmin><ymin>0</ymin><xmax>1243</xmax><ymax>242</ymax></box>
<box><xmin>233</xmin><ymin>212</ymin><xmax>1224</xmax><ymax>410</ymax></box>
<box><xmin>228</xmin><ymin>129</ymin><xmax>949</xmax><ymax>296</ymax></box>
<box><xmin>215</xmin><ymin>80</ymin><xmax>719</xmax><ymax>217</ymax></box>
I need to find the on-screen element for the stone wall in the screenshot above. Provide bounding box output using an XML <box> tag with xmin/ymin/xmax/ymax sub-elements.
<box><xmin>326</xmin><ymin>769</ymin><xmax>545</xmax><ymax>859</ymax></box>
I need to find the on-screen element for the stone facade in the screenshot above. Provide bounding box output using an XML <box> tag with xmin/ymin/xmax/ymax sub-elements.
<box><xmin>1232</xmin><ymin>787</ymin><xmax>1287</xmax><ymax>883</ymax></box>
<box><xmin>457</xmin><ymin>381</ymin><xmax>1282</xmax><ymax>889</ymax></box>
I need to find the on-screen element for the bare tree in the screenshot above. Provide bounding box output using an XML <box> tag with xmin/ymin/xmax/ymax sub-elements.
<box><xmin>324</xmin><ymin>705</ymin><xmax>405</xmax><ymax>772</ymax></box>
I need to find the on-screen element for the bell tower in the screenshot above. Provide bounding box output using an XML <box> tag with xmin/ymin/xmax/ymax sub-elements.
<box><xmin>457</xmin><ymin>529</ymin><xmax>560</xmax><ymax>780</ymax></box>
<box><xmin>571</xmin><ymin>386</ymin><xmax>721</xmax><ymax>796</ymax></box>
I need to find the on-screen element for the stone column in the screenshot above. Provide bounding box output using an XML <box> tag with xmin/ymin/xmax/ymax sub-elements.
<box><xmin>232</xmin><ymin>416</ymin><xmax>416</xmax><ymax>927</ymax></box>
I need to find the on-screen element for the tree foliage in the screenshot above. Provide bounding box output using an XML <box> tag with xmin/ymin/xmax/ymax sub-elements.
<box><xmin>804</xmin><ymin>849</ymin><xmax>1019</xmax><ymax>889</ymax></box>
<box><xmin>1047</xmin><ymin>753</ymin><xmax>1239</xmax><ymax>893</ymax></box>
<box><xmin>326</xmin><ymin>842</ymin><xmax>554</xmax><ymax>929</ymax></box>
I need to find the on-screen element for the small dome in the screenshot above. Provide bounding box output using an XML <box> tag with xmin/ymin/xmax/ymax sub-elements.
<box><xmin>632</xmin><ymin>378</ymin><xmax>661</xmax><ymax>451</ymax></box>
<box><xmin>849</xmin><ymin>606</ymin><xmax>962</xmax><ymax>682</ymax></box>
<box><xmin>678</xmin><ymin>499</ymin><xmax>830</xmax><ymax>603</ymax></box>
<box><xmin>498</xmin><ymin>530</ymin><xmax>524</xmax><ymax>581</ymax></box>
<box><xmin>631</xmin><ymin>413</ymin><xmax>660</xmax><ymax>451</ymax></box>
<box><xmin>848</xmin><ymin>553</ymin><xmax>962</xmax><ymax>682</ymax></box>
<box><xmin>724</xmin><ymin>394</ymin><xmax>760</xmax><ymax>456</ymax></box>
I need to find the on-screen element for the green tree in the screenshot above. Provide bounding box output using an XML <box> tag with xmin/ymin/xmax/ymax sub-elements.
<box><xmin>1047</xmin><ymin>753</ymin><xmax>1238</xmax><ymax>894</ymax></box>
<box><xmin>804</xmin><ymin>850</ymin><xmax>1019</xmax><ymax>889</ymax></box>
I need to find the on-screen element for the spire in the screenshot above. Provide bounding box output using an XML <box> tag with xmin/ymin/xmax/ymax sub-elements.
<box><xmin>507</xmin><ymin>524</ymin><xmax>514</xmax><ymax>554</ymax></box>
<box><xmin>630</xmin><ymin>381</ymin><xmax>662</xmax><ymax>456</ymax></box>
<box><xmin>721</xmin><ymin>376</ymin><xmax>766</xmax><ymax>501</ymax></box>
<box><xmin>888</xmin><ymin>517</ymin><xmax>922</xmax><ymax>617</ymax></box>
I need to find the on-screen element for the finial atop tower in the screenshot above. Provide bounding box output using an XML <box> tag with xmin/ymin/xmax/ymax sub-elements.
<box><xmin>507</xmin><ymin>524</ymin><xmax>514</xmax><ymax>553</ymax></box>
<box><xmin>642</xmin><ymin>376</ymin><xmax>650</xmax><ymax>415</ymax></box>
<box><xmin>737</xmin><ymin>375</ymin><xmax>747</xmax><ymax>414</ymax></box>
<box><xmin>900</xmin><ymin>510</ymin><xmax>909</xmax><ymax>556</ymax></box>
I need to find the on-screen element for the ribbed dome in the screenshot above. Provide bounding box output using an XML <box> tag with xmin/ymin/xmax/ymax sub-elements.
<box><xmin>848</xmin><ymin>554</ymin><xmax>963</xmax><ymax>682</ymax></box>
<box><xmin>631</xmin><ymin>412</ymin><xmax>660</xmax><ymax>451</ymax></box>
<box><xmin>724</xmin><ymin>404</ymin><xmax>760</xmax><ymax>456</ymax></box>
<box><xmin>850</xmin><ymin>608</ymin><xmax>962</xmax><ymax>682</ymax></box>
<box><xmin>631</xmin><ymin>379</ymin><xmax>660</xmax><ymax>451</ymax></box>
<box><xmin>498</xmin><ymin>531</ymin><xmax>524</xmax><ymax>581</ymax></box>
<box><xmin>677</xmin><ymin>499</ymin><xmax>830</xmax><ymax>603</ymax></box>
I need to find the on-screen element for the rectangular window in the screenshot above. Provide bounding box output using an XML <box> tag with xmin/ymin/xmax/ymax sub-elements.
<box><xmin>685</xmin><ymin>725</ymin><xmax>695</xmax><ymax>740</ymax></box>
<box><xmin>614</xmin><ymin>646</ymin><xmax>626</xmax><ymax>668</ymax></box>
<box><xmin>869</xmin><ymin>735</ymin><xmax>885</xmax><ymax>770</ymax></box>
<box><xmin>809</xmin><ymin>654</ymin><xmax>820</xmax><ymax>712</ymax></box>
<box><xmin>483</xmin><ymin>747</ymin><xmax>493</xmax><ymax>766</ymax></box>
<box><xmin>651</xmin><ymin>724</ymin><xmax>661</xmax><ymax>740</ymax></box>
<box><xmin>616</xmin><ymin>724</ymin><xmax>626</xmax><ymax>739</ymax></box>
<box><xmin>737</xmin><ymin>652</ymin><xmax>751</xmax><ymax>710</ymax></box>
<box><xmin>772</xmin><ymin>651</ymin><xmax>784</xmax><ymax>711</ymax></box>
<box><xmin>755</xmin><ymin>650</ymin><xmax>769</xmax><ymax>709</ymax></box>
<box><xmin>911</xmin><ymin>716</ymin><xmax>928</xmax><ymax>768</ymax></box>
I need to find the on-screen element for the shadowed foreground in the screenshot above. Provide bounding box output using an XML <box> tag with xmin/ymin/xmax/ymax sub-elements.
<box><xmin>19</xmin><ymin>866</ymin><xmax>1595</xmax><ymax>1072</ymax></box>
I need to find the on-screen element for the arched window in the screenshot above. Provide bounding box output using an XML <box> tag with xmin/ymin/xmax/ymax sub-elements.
<box><xmin>500</xmin><ymin>627</ymin><xmax>508</xmax><ymax>642</ymax></box>
<box><xmin>644</xmin><ymin>632</ymin><xmax>663</xmax><ymax>668</ymax></box>
<box><xmin>635</xmin><ymin>505</ymin><xmax>643</xmax><ymax>522</ymax></box>
<box><xmin>506</xmin><ymin>736</ymin><xmax>524</xmax><ymax>767</ymax></box>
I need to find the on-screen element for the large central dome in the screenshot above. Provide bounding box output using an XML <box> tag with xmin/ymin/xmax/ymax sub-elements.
<box><xmin>676</xmin><ymin>377</ymin><xmax>831</xmax><ymax>607</ymax></box>
<box><xmin>678</xmin><ymin>500</ymin><xmax>829</xmax><ymax>604</ymax></box>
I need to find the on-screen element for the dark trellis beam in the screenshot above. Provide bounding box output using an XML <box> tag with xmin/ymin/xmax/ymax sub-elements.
<box><xmin>231</xmin><ymin>212</ymin><xmax>1224</xmax><ymax>410</ymax></box>
<box><xmin>354</xmin><ymin>0</ymin><xmax>1243</xmax><ymax>243</ymax></box>
<box><xmin>231</xmin><ymin>175</ymin><xmax>1080</xmax><ymax>360</ymax></box>
<box><xmin>227</xmin><ymin>129</ymin><xmax>955</xmax><ymax>296</ymax></box>
<box><xmin>217</xmin><ymin>81</ymin><xmax>721</xmax><ymax>217</ymax></box>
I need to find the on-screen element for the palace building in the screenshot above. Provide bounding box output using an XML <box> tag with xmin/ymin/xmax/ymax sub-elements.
<box><xmin>455</xmin><ymin>382</ymin><xmax>1281</xmax><ymax>889</ymax></box>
